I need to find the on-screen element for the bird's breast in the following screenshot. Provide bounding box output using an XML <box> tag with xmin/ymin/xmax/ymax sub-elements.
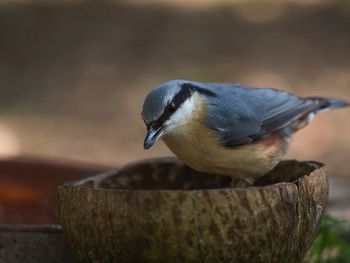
<box><xmin>163</xmin><ymin>131</ymin><xmax>289</xmax><ymax>180</ymax></box>
<box><xmin>162</xmin><ymin>94</ymin><xmax>289</xmax><ymax>180</ymax></box>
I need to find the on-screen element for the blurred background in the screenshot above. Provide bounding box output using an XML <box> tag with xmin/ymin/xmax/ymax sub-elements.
<box><xmin>0</xmin><ymin>0</ymin><xmax>349</xmax><ymax>221</ymax></box>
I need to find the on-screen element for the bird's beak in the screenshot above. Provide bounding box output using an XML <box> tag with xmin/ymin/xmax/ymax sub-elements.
<box><xmin>144</xmin><ymin>123</ymin><xmax>164</xmax><ymax>150</ymax></box>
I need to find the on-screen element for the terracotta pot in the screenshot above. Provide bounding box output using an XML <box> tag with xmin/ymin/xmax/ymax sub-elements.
<box><xmin>58</xmin><ymin>157</ymin><xmax>328</xmax><ymax>263</ymax></box>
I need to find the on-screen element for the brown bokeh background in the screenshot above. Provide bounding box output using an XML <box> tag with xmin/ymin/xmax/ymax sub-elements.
<box><xmin>0</xmin><ymin>0</ymin><xmax>349</xmax><ymax>218</ymax></box>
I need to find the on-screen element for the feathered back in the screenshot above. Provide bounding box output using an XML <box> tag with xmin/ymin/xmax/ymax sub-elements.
<box><xmin>184</xmin><ymin>81</ymin><xmax>348</xmax><ymax>147</ymax></box>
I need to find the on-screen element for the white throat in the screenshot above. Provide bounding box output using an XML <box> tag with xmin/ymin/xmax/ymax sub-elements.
<box><xmin>163</xmin><ymin>93</ymin><xmax>199</xmax><ymax>134</ymax></box>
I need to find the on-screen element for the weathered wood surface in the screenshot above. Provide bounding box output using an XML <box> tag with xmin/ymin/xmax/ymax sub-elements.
<box><xmin>58</xmin><ymin>158</ymin><xmax>328</xmax><ymax>263</ymax></box>
<box><xmin>0</xmin><ymin>225</ymin><xmax>76</xmax><ymax>263</ymax></box>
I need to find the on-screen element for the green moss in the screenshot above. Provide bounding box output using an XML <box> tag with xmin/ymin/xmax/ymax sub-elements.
<box><xmin>305</xmin><ymin>214</ymin><xmax>350</xmax><ymax>263</ymax></box>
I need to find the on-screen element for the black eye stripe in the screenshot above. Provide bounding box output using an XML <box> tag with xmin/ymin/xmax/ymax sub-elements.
<box><xmin>171</xmin><ymin>87</ymin><xmax>192</xmax><ymax>109</ymax></box>
<box><xmin>156</xmin><ymin>84</ymin><xmax>193</xmax><ymax>125</ymax></box>
<box><xmin>145</xmin><ymin>82</ymin><xmax>216</xmax><ymax>129</ymax></box>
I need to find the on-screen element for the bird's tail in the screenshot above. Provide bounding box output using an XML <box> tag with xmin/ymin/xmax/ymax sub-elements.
<box><xmin>307</xmin><ymin>97</ymin><xmax>349</xmax><ymax>112</ymax></box>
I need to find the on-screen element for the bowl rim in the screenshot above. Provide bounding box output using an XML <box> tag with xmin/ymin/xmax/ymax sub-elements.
<box><xmin>58</xmin><ymin>157</ymin><xmax>326</xmax><ymax>193</ymax></box>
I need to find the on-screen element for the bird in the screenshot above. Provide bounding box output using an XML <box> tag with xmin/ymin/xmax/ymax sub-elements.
<box><xmin>141</xmin><ymin>79</ymin><xmax>348</xmax><ymax>184</ymax></box>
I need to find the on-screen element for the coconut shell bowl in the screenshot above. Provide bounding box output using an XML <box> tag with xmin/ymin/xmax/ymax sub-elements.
<box><xmin>57</xmin><ymin>157</ymin><xmax>328</xmax><ymax>263</ymax></box>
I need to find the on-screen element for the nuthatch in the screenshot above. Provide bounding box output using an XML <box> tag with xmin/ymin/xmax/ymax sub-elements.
<box><xmin>141</xmin><ymin>80</ymin><xmax>348</xmax><ymax>184</ymax></box>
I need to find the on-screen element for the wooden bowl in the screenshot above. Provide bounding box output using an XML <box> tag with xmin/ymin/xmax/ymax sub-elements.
<box><xmin>57</xmin><ymin>158</ymin><xmax>328</xmax><ymax>263</ymax></box>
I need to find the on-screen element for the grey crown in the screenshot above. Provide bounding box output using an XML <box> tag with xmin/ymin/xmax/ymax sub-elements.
<box><xmin>142</xmin><ymin>80</ymin><xmax>186</xmax><ymax>123</ymax></box>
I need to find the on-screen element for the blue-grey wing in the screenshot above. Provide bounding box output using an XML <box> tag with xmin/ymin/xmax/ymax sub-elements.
<box><xmin>192</xmin><ymin>82</ymin><xmax>347</xmax><ymax>147</ymax></box>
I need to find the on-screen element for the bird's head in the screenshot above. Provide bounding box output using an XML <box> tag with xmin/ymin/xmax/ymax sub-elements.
<box><xmin>141</xmin><ymin>80</ymin><xmax>202</xmax><ymax>150</ymax></box>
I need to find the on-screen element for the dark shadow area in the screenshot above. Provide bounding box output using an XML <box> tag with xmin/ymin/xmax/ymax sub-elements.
<box><xmin>254</xmin><ymin>160</ymin><xmax>323</xmax><ymax>186</ymax></box>
<box><xmin>78</xmin><ymin>158</ymin><xmax>321</xmax><ymax>190</ymax></box>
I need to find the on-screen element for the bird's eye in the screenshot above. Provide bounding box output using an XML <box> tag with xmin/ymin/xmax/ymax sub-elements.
<box><xmin>168</xmin><ymin>102</ymin><xmax>176</xmax><ymax>113</ymax></box>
